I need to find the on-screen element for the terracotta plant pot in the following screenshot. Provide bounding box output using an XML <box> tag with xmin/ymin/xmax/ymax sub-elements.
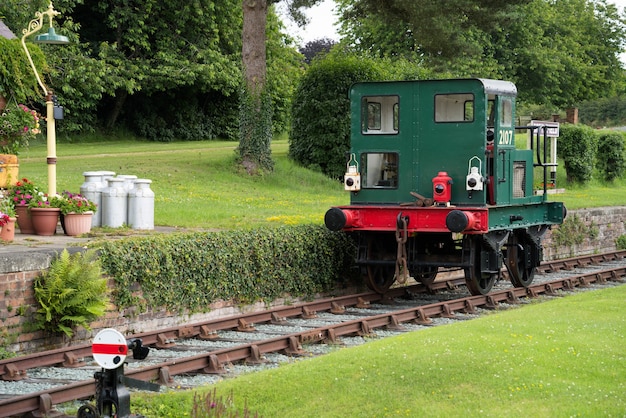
<box><xmin>15</xmin><ymin>204</ymin><xmax>34</xmax><ymax>234</ymax></box>
<box><xmin>30</xmin><ymin>207</ymin><xmax>60</xmax><ymax>236</ymax></box>
<box><xmin>63</xmin><ymin>212</ymin><xmax>93</xmax><ymax>236</ymax></box>
<box><xmin>0</xmin><ymin>217</ymin><xmax>16</xmax><ymax>242</ymax></box>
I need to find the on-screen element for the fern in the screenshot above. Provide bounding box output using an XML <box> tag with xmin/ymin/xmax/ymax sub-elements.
<box><xmin>33</xmin><ymin>249</ymin><xmax>109</xmax><ymax>338</ymax></box>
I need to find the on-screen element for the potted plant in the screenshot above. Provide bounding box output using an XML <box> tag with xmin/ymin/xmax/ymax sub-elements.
<box><xmin>0</xmin><ymin>104</ymin><xmax>40</xmax><ymax>187</ymax></box>
<box><xmin>50</xmin><ymin>191</ymin><xmax>97</xmax><ymax>236</ymax></box>
<box><xmin>28</xmin><ymin>191</ymin><xmax>60</xmax><ymax>236</ymax></box>
<box><xmin>0</xmin><ymin>197</ymin><xmax>16</xmax><ymax>242</ymax></box>
<box><xmin>6</xmin><ymin>177</ymin><xmax>39</xmax><ymax>234</ymax></box>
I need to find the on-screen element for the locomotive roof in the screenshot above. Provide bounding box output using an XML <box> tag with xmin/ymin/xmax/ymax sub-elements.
<box><xmin>477</xmin><ymin>78</ymin><xmax>517</xmax><ymax>96</ymax></box>
<box><xmin>351</xmin><ymin>78</ymin><xmax>517</xmax><ymax>96</ymax></box>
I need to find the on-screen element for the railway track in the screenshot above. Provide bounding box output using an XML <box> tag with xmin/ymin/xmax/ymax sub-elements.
<box><xmin>1</xmin><ymin>250</ymin><xmax>625</xmax><ymax>417</ymax></box>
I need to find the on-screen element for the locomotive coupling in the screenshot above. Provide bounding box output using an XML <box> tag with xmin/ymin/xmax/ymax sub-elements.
<box><xmin>325</xmin><ymin>207</ymin><xmax>353</xmax><ymax>231</ymax></box>
<box><xmin>446</xmin><ymin>209</ymin><xmax>480</xmax><ymax>233</ymax></box>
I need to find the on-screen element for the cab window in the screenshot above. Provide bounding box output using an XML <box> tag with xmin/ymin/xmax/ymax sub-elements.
<box><xmin>362</xmin><ymin>96</ymin><xmax>399</xmax><ymax>134</ymax></box>
<box><xmin>360</xmin><ymin>152</ymin><xmax>399</xmax><ymax>188</ymax></box>
<box><xmin>435</xmin><ymin>93</ymin><xmax>474</xmax><ymax>122</ymax></box>
<box><xmin>500</xmin><ymin>97</ymin><xmax>513</xmax><ymax>127</ymax></box>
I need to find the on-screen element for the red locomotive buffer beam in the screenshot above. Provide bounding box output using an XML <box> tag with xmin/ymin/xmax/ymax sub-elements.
<box><xmin>324</xmin><ymin>206</ymin><xmax>489</xmax><ymax>234</ymax></box>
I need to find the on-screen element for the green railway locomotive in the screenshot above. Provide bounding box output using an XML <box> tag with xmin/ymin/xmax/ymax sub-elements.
<box><xmin>324</xmin><ymin>78</ymin><xmax>566</xmax><ymax>295</ymax></box>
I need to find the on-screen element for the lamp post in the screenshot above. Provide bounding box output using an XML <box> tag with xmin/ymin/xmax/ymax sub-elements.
<box><xmin>21</xmin><ymin>2</ymin><xmax>69</xmax><ymax>197</ymax></box>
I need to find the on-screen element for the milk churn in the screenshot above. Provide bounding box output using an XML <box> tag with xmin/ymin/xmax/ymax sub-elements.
<box><xmin>101</xmin><ymin>177</ymin><xmax>128</xmax><ymax>227</ymax></box>
<box><xmin>117</xmin><ymin>174</ymin><xmax>138</xmax><ymax>192</ymax></box>
<box><xmin>80</xmin><ymin>171</ymin><xmax>103</xmax><ymax>227</ymax></box>
<box><xmin>128</xmin><ymin>179</ymin><xmax>154</xmax><ymax>230</ymax></box>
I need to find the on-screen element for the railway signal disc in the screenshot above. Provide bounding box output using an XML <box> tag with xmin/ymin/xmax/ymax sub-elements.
<box><xmin>92</xmin><ymin>328</ymin><xmax>128</xmax><ymax>369</ymax></box>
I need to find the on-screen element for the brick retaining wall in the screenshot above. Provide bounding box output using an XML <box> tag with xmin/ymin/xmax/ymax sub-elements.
<box><xmin>2</xmin><ymin>206</ymin><xmax>624</xmax><ymax>354</ymax></box>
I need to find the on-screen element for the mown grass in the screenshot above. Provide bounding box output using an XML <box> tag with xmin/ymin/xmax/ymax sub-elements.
<box><xmin>17</xmin><ymin>135</ymin><xmax>621</xmax><ymax>233</ymax></box>
<box><xmin>17</xmin><ymin>138</ymin><xmax>348</xmax><ymax>229</ymax></box>
<box><xmin>129</xmin><ymin>285</ymin><xmax>626</xmax><ymax>417</ymax></box>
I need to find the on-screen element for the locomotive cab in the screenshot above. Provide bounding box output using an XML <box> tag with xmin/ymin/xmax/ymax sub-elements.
<box><xmin>325</xmin><ymin>78</ymin><xmax>565</xmax><ymax>295</ymax></box>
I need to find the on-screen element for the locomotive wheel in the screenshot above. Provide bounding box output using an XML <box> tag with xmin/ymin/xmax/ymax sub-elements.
<box><xmin>463</xmin><ymin>236</ymin><xmax>497</xmax><ymax>295</ymax></box>
<box><xmin>77</xmin><ymin>404</ymin><xmax>99</xmax><ymax>418</ymax></box>
<box><xmin>412</xmin><ymin>266</ymin><xmax>438</xmax><ymax>286</ymax></box>
<box><xmin>506</xmin><ymin>240</ymin><xmax>535</xmax><ymax>288</ymax></box>
<box><xmin>362</xmin><ymin>237</ymin><xmax>396</xmax><ymax>293</ymax></box>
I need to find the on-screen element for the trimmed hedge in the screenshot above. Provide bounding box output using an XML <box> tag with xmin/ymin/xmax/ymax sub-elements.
<box><xmin>98</xmin><ymin>225</ymin><xmax>356</xmax><ymax>313</ymax></box>
<box><xmin>596</xmin><ymin>131</ymin><xmax>625</xmax><ymax>182</ymax></box>
<box><xmin>557</xmin><ymin>124</ymin><xmax>598</xmax><ymax>184</ymax></box>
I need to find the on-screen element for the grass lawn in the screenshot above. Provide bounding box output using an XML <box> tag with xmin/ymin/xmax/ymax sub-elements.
<box><xmin>130</xmin><ymin>284</ymin><xmax>626</xmax><ymax>417</ymax></box>
<box><xmin>15</xmin><ymin>136</ymin><xmax>624</xmax><ymax>233</ymax></box>
<box><xmin>16</xmin><ymin>138</ymin><xmax>348</xmax><ymax>229</ymax></box>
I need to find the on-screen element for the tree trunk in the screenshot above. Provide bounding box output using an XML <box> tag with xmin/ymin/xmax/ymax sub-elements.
<box><xmin>105</xmin><ymin>90</ymin><xmax>128</xmax><ymax>130</ymax></box>
<box><xmin>242</xmin><ymin>0</ymin><xmax>267</xmax><ymax>96</ymax></box>
<box><xmin>240</xmin><ymin>0</ymin><xmax>273</xmax><ymax>174</ymax></box>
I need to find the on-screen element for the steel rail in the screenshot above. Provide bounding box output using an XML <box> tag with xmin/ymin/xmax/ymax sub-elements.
<box><xmin>0</xmin><ymin>277</ymin><xmax>467</xmax><ymax>382</ymax></box>
<box><xmin>3</xmin><ymin>250</ymin><xmax>624</xmax><ymax>383</ymax></box>
<box><xmin>1</xmin><ymin>265</ymin><xmax>624</xmax><ymax>417</ymax></box>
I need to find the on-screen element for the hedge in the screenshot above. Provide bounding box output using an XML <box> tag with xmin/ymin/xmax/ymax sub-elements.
<box><xmin>98</xmin><ymin>225</ymin><xmax>356</xmax><ymax>314</ymax></box>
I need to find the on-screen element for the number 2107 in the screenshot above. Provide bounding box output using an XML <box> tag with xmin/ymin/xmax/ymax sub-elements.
<box><xmin>498</xmin><ymin>129</ymin><xmax>513</xmax><ymax>145</ymax></box>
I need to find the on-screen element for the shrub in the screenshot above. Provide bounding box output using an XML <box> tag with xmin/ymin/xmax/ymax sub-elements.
<box><xmin>33</xmin><ymin>250</ymin><xmax>109</xmax><ymax>338</ymax></box>
<box><xmin>616</xmin><ymin>235</ymin><xmax>626</xmax><ymax>250</ymax></box>
<box><xmin>557</xmin><ymin>124</ymin><xmax>598</xmax><ymax>184</ymax></box>
<box><xmin>596</xmin><ymin>131</ymin><xmax>625</xmax><ymax>182</ymax></box>
<box><xmin>98</xmin><ymin>225</ymin><xmax>356</xmax><ymax>313</ymax></box>
<box><xmin>289</xmin><ymin>52</ymin><xmax>386</xmax><ymax>179</ymax></box>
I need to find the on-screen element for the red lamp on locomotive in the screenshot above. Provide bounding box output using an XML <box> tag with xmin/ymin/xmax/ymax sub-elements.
<box><xmin>432</xmin><ymin>171</ymin><xmax>452</xmax><ymax>206</ymax></box>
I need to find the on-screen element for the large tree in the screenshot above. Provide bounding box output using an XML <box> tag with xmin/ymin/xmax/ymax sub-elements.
<box><xmin>335</xmin><ymin>0</ymin><xmax>626</xmax><ymax>106</ymax></box>
<box><xmin>239</xmin><ymin>0</ymin><xmax>321</xmax><ymax>173</ymax></box>
<box><xmin>494</xmin><ymin>0</ymin><xmax>626</xmax><ymax>107</ymax></box>
<box><xmin>4</xmin><ymin>0</ymin><xmax>303</xmax><ymax>142</ymax></box>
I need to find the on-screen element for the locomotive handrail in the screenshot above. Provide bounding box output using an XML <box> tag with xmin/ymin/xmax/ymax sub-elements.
<box><xmin>515</xmin><ymin>125</ymin><xmax>557</xmax><ymax>199</ymax></box>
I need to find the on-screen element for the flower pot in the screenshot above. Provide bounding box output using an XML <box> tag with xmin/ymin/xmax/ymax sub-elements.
<box><xmin>0</xmin><ymin>217</ymin><xmax>16</xmax><ymax>242</ymax></box>
<box><xmin>30</xmin><ymin>207</ymin><xmax>60</xmax><ymax>236</ymax></box>
<box><xmin>63</xmin><ymin>212</ymin><xmax>93</xmax><ymax>236</ymax></box>
<box><xmin>15</xmin><ymin>204</ymin><xmax>34</xmax><ymax>234</ymax></box>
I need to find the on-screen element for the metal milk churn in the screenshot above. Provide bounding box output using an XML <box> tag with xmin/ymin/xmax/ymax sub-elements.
<box><xmin>117</xmin><ymin>174</ymin><xmax>138</xmax><ymax>192</ymax></box>
<box><xmin>80</xmin><ymin>171</ymin><xmax>103</xmax><ymax>227</ymax></box>
<box><xmin>128</xmin><ymin>179</ymin><xmax>154</xmax><ymax>230</ymax></box>
<box><xmin>101</xmin><ymin>177</ymin><xmax>128</xmax><ymax>228</ymax></box>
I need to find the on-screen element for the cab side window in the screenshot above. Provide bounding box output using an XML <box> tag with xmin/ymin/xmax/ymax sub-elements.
<box><xmin>362</xmin><ymin>96</ymin><xmax>399</xmax><ymax>134</ymax></box>
<box><xmin>435</xmin><ymin>93</ymin><xmax>474</xmax><ymax>122</ymax></box>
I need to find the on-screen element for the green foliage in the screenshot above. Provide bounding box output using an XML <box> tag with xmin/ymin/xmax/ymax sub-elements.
<box><xmin>0</xmin><ymin>347</ymin><xmax>15</xmax><ymax>361</ymax></box>
<box><xmin>557</xmin><ymin>124</ymin><xmax>598</xmax><ymax>184</ymax></box>
<box><xmin>49</xmin><ymin>190</ymin><xmax>97</xmax><ymax>215</ymax></box>
<box><xmin>98</xmin><ymin>225</ymin><xmax>355</xmax><ymax>313</ymax></box>
<box><xmin>551</xmin><ymin>214</ymin><xmax>598</xmax><ymax>250</ymax></box>
<box><xmin>596</xmin><ymin>132</ymin><xmax>626</xmax><ymax>182</ymax></box>
<box><xmin>33</xmin><ymin>249</ymin><xmax>109</xmax><ymax>338</ymax></box>
<box><xmin>578</xmin><ymin>95</ymin><xmax>626</xmax><ymax>127</ymax></box>
<box><xmin>0</xmin><ymin>37</ymin><xmax>46</xmax><ymax>104</ymax></box>
<box><xmin>265</xmin><ymin>7</ymin><xmax>306</xmax><ymax>136</ymax></box>
<box><xmin>125</xmin><ymin>89</ymin><xmax>225</xmax><ymax>142</ymax></box>
<box><xmin>502</xmin><ymin>0</ymin><xmax>626</xmax><ymax>107</ymax></box>
<box><xmin>336</xmin><ymin>0</ymin><xmax>626</xmax><ymax>108</ymax></box>
<box><xmin>616</xmin><ymin>234</ymin><xmax>626</xmax><ymax>250</ymax></box>
<box><xmin>13</xmin><ymin>0</ymin><xmax>304</xmax><ymax>142</ymax></box>
<box><xmin>289</xmin><ymin>52</ymin><xmax>385</xmax><ymax>179</ymax></box>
